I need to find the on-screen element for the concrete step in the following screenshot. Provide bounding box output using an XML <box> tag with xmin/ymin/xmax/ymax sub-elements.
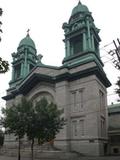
<box><xmin>0</xmin><ymin>147</ymin><xmax>79</xmax><ymax>159</ymax></box>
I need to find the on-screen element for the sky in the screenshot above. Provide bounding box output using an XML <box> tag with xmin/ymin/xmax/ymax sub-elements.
<box><xmin>0</xmin><ymin>0</ymin><xmax>120</xmax><ymax>113</ymax></box>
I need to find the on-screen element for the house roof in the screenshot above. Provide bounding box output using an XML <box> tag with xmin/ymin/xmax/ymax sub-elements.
<box><xmin>108</xmin><ymin>103</ymin><xmax>120</xmax><ymax>115</ymax></box>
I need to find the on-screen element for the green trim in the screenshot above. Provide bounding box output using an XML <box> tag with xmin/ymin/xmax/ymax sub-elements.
<box><xmin>64</xmin><ymin>27</ymin><xmax>87</xmax><ymax>38</ymax></box>
<box><xmin>2</xmin><ymin>94</ymin><xmax>15</xmax><ymax>100</ymax></box>
<box><xmin>3</xmin><ymin>65</ymin><xmax>111</xmax><ymax>101</ymax></box>
<box><xmin>67</xmin><ymin>56</ymin><xmax>93</xmax><ymax>68</ymax></box>
<box><xmin>63</xmin><ymin>51</ymin><xmax>104</xmax><ymax>69</ymax></box>
<box><xmin>18</xmin><ymin>34</ymin><xmax>36</xmax><ymax>49</ymax></box>
<box><xmin>19</xmin><ymin>73</ymin><xmax>55</xmax><ymax>95</ymax></box>
<box><xmin>71</xmin><ymin>2</ymin><xmax>89</xmax><ymax>17</ymax></box>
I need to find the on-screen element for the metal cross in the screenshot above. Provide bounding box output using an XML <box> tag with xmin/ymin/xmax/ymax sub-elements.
<box><xmin>27</xmin><ymin>29</ymin><xmax>30</xmax><ymax>36</ymax></box>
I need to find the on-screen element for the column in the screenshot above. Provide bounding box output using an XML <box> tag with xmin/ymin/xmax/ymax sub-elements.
<box><xmin>71</xmin><ymin>45</ymin><xmax>74</xmax><ymax>56</ymax></box>
<box><xmin>98</xmin><ymin>46</ymin><xmax>100</xmax><ymax>57</ymax></box>
<box><xmin>24</xmin><ymin>48</ymin><xmax>28</xmax><ymax>76</ymax></box>
<box><xmin>83</xmin><ymin>33</ymin><xmax>87</xmax><ymax>51</ymax></box>
<box><xmin>86</xmin><ymin>18</ymin><xmax>91</xmax><ymax>49</ymax></box>
<box><xmin>28</xmin><ymin>63</ymin><xmax>30</xmax><ymax>73</ymax></box>
<box><xmin>65</xmin><ymin>40</ymin><xmax>67</xmax><ymax>57</ymax></box>
<box><xmin>91</xmin><ymin>35</ymin><xmax>95</xmax><ymax>51</ymax></box>
<box><xmin>20</xmin><ymin>63</ymin><xmax>23</xmax><ymax>78</ymax></box>
<box><xmin>11</xmin><ymin>54</ymin><xmax>15</xmax><ymax>81</ymax></box>
<box><xmin>11</xmin><ymin>66</ymin><xmax>15</xmax><ymax>81</ymax></box>
<box><xmin>66</xmin><ymin>40</ymin><xmax>70</xmax><ymax>57</ymax></box>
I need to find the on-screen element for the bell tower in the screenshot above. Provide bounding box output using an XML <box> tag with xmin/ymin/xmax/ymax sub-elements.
<box><xmin>61</xmin><ymin>1</ymin><xmax>111</xmax><ymax>156</ymax></box>
<box><xmin>9</xmin><ymin>32</ymin><xmax>38</xmax><ymax>88</ymax></box>
<box><xmin>62</xmin><ymin>1</ymin><xmax>101</xmax><ymax>66</ymax></box>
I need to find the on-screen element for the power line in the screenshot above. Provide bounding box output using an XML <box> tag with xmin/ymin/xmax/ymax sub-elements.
<box><xmin>106</xmin><ymin>39</ymin><xmax>120</xmax><ymax>70</ymax></box>
<box><xmin>103</xmin><ymin>58</ymin><xmax>114</xmax><ymax>64</ymax></box>
<box><xmin>99</xmin><ymin>40</ymin><xmax>120</xmax><ymax>68</ymax></box>
<box><xmin>100</xmin><ymin>42</ymin><xmax>113</xmax><ymax>50</ymax></box>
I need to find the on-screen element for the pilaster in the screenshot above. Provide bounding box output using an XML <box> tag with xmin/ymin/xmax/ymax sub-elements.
<box><xmin>91</xmin><ymin>34</ymin><xmax>95</xmax><ymax>51</ymax></box>
<box><xmin>86</xmin><ymin>18</ymin><xmax>91</xmax><ymax>49</ymax></box>
<box><xmin>83</xmin><ymin>32</ymin><xmax>87</xmax><ymax>51</ymax></box>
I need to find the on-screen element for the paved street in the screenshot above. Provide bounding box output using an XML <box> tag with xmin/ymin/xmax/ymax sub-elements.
<box><xmin>77</xmin><ymin>156</ymin><xmax>120</xmax><ymax>160</ymax></box>
<box><xmin>1</xmin><ymin>155</ymin><xmax>120</xmax><ymax>160</ymax></box>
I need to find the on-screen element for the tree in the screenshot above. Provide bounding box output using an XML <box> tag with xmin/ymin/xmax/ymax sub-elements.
<box><xmin>0</xmin><ymin>57</ymin><xmax>9</xmax><ymax>73</ymax></box>
<box><xmin>116</xmin><ymin>77</ymin><xmax>120</xmax><ymax>100</ymax></box>
<box><xmin>0</xmin><ymin>129</ymin><xmax>4</xmax><ymax>148</ymax></box>
<box><xmin>25</xmin><ymin>97</ymin><xmax>65</xmax><ymax>160</ymax></box>
<box><xmin>1</xmin><ymin>98</ymin><xmax>31</xmax><ymax>160</ymax></box>
<box><xmin>0</xmin><ymin>8</ymin><xmax>9</xmax><ymax>73</ymax></box>
<box><xmin>0</xmin><ymin>8</ymin><xmax>3</xmax><ymax>42</ymax></box>
<box><xmin>36</xmin><ymin>98</ymin><xmax>65</xmax><ymax>144</ymax></box>
<box><xmin>1</xmin><ymin>97</ymin><xmax>65</xmax><ymax>160</ymax></box>
<box><xmin>24</xmin><ymin>100</ymin><xmax>37</xmax><ymax>160</ymax></box>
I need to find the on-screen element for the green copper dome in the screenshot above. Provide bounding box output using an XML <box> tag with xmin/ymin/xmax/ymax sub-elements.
<box><xmin>71</xmin><ymin>1</ymin><xmax>89</xmax><ymax>16</ymax></box>
<box><xmin>19</xmin><ymin>34</ymin><xmax>36</xmax><ymax>49</ymax></box>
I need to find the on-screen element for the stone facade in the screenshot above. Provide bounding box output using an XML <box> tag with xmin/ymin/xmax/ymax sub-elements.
<box><xmin>3</xmin><ymin>2</ymin><xmax>111</xmax><ymax>156</ymax></box>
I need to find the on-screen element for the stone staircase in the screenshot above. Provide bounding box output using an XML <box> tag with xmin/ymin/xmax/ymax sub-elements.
<box><xmin>0</xmin><ymin>144</ymin><xmax>79</xmax><ymax>160</ymax></box>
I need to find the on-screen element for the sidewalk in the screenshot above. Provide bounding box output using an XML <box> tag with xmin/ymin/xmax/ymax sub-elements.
<box><xmin>0</xmin><ymin>155</ymin><xmax>30</xmax><ymax>160</ymax></box>
<box><xmin>1</xmin><ymin>155</ymin><xmax>120</xmax><ymax>160</ymax></box>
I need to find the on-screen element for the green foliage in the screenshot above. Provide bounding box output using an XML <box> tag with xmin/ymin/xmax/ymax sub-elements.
<box><xmin>116</xmin><ymin>78</ymin><xmax>120</xmax><ymax>99</ymax></box>
<box><xmin>2</xmin><ymin>97</ymin><xmax>65</xmax><ymax>142</ymax></box>
<box><xmin>0</xmin><ymin>8</ymin><xmax>9</xmax><ymax>73</ymax></box>
<box><xmin>0</xmin><ymin>57</ymin><xmax>9</xmax><ymax>73</ymax></box>
<box><xmin>0</xmin><ymin>130</ymin><xmax>4</xmax><ymax>147</ymax></box>
<box><xmin>2</xmin><ymin>98</ymin><xmax>28</xmax><ymax>139</ymax></box>
<box><xmin>1</xmin><ymin>97</ymin><xmax>65</xmax><ymax>160</ymax></box>
<box><xmin>35</xmin><ymin>97</ymin><xmax>65</xmax><ymax>144</ymax></box>
<box><xmin>0</xmin><ymin>8</ymin><xmax>3</xmax><ymax>42</ymax></box>
<box><xmin>0</xmin><ymin>8</ymin><xmax>3</xmax><ymax>16</ymax></box>
<box><xmin>2</xmin><ymin>98</ymin><xmax>32</xmax><ymax>160</ymax></box>
<box><xmin>25</xmin><ymin>97</ymin><xmax>65</xmax><ymax>144</ymax></box>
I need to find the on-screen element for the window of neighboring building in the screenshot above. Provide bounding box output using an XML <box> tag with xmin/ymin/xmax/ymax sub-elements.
<box><xmin>110</xmin><ymin>135</ymin><xmax>120</xmax><ymax>143</ymax></box>
<box><xmin>113</xmin><ymin>148</ymin><xmax>119</xmax><ymax>154</ymax></box>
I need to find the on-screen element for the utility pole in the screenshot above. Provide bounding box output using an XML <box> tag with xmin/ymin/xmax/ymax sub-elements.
<box><xmin>108</xmin><ymin>39</ymin><xmax>120</xmax><ymax>70</ymax></box>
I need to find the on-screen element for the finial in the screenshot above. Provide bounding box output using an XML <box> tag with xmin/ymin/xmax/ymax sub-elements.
<box><xmin>37</xmin><ymin>54</ymin><xmax>43</xmax><ymax>65</ymax></box>
<box><xmin>27</xmin><ymin>29</ymin><xmax>30</xmax><ymax>37</ymax></box>
<box><xmin>78</xmin><ymin>0</ymin><xmax>82</xmax><ymax>5</ymax></box>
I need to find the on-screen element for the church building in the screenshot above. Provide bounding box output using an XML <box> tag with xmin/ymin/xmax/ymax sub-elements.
<box><xmin>3</xmin><ymin>1</ymin><xmax>111</xmax><ymax>156</ymax></box>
